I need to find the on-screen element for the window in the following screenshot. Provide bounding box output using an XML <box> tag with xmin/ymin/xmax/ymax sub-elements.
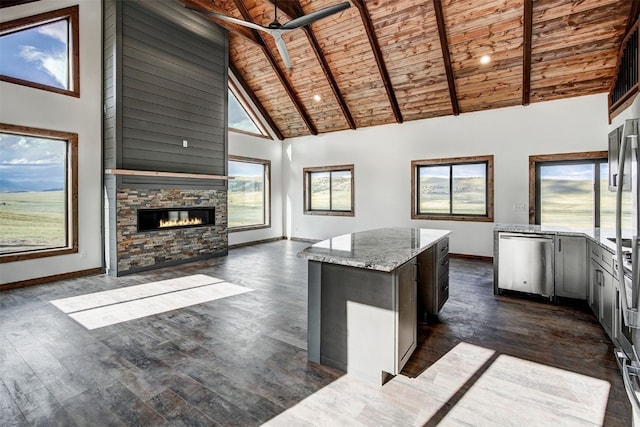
<box><xmin>228</xmin><ymin>156</ymin><xmax>270</xmax><ymax>231</ymax></box>
<box><xmin>0</xmin><ymin>123</ymin><xmax>78</xmax><ymax>262</ymax></box>
<box><xmin>531</xmin><ymin>152</ymin><xmax>628</xmax><ymax>228</ymax></box>
<box><xmin>412</xmin><ymin>155</ymin><xmax>494</xmax><ymax>221</ymax></box>
<box><xmin>228</xmin><ymin>82</ymin><xmax>269</xmax><ymax>138</ymax></box>
<box><xmin>304</xmin><ymin>165</ymin><xmax>354</xmax><ymax>216</ymax></box>
<box><xmin>0</xmin><ymin>6</ymin><xmax>80</xmax><ymax>97</ymax></box>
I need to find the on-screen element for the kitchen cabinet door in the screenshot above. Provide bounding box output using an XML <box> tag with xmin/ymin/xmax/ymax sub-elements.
<box><xmin>396</xmin><ymin>259</ymin><xmax>417</xmax><ymax>370</ymax></box>
<box><xmin>555</xmin><ymin>236</ymin><xmax>587</xmax><ymax>299</ymax></box>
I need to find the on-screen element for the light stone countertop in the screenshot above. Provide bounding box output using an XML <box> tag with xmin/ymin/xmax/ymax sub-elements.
<box><xmin>494</xmin><ymin>223</ymin><xmax>622</xmax><ymax>254</ymax></box>
<box><xmin>298</xmin><ymin>227</ymin><xmax>451</xmax><ymax>272</ymax></box>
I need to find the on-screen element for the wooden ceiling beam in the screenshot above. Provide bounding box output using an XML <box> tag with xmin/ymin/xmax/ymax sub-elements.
<box><xmin>229</xmin><ymin>63</ymin><xmax>285</xmax><ymax>141</ymax></box>
<box><xmin>231</xmin><ymin>0</ymin><xmax>317</xmax><ymax>136</ymax></box>
<box><xmin>627</xmin><ymin>0</ymin><xmax>640</xmax><ymax>34</ymax></box>
<box><xmin>433</xmin><ymin>0</ymin><xmax>460</xmax><ymax>116</ymax></box>
<box><xmin>269</xmin><ymin>0</ymin><xmax>356</xmax><ymax>130</ymax></box>
<box><xmin>352</xmin><ymin>0</ymin><xmax>403</xmax><ymax>124</ymax></box>
<box><xmin>522</xmin><ymin>0</ymin><xmax>533</xmax><ymax>106</ymax></box>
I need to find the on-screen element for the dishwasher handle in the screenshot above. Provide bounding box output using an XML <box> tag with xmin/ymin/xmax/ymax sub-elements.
<box><xmin>499</xmin><ymin>233</ymin><xmax>553</xmax><ymax>243</ymax></box>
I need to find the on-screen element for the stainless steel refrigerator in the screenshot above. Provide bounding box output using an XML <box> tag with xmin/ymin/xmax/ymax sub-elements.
<box><xmin>613</xmin><ymin>118</ymin><xmax>640</xmax><ymax>425</ymax></box>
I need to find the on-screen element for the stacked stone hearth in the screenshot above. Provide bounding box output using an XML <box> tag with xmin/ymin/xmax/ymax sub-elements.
<box><xmin>113</xmin><ymin>188</ymin><xmax>227</xmax><ymax>275</ymax></box>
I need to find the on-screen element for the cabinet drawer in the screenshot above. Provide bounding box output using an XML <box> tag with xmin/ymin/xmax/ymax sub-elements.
<box><xmin>590</xmin><ymin>242</ymin><xmax>613</xmax><ymax>269</ymax></box>
<box><xmin>438</xmin><ymin>274</ymin><xmax>449</xmax><ymax>310</ymax></box>
<box><xmin>436</xmin><ymin>255</ymin><xmax>449</xmax><ymax>278</ymax></box>
<box><xmin>436</xmin><ymin>237</ymin><xmax>449</xmax><ymax>259</ymax></box>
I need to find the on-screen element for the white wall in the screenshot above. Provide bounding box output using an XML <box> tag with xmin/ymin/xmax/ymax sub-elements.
<box><xmin>1</xmin><ymin>0</ymin><xmax>103</xmax><ymax>284</ymax></box>
<box><xmin>283</xmin><ymin>94</ymin><xmax>610</xmax><ymax>257</ymax></box>
<box><xmin>228</xmin><ymin>132</ymin><xmax>284</xmax><ymax>246</ymax></box>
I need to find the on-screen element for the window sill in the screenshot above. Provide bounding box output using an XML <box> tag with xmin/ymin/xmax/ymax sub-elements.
<box><xmin>228</xmin><ymin>224</ymin><xmax>271</xmax><ymax>233</ymax></box>
<box><xmin>304</xmin><ymin>210</ymin><xmax>354</xmax><ymax>217</ymax></box>
<box><xmin>0</xmin><ymin>246</ymin><xmax>78</xmax><ymax>263</ymax></box>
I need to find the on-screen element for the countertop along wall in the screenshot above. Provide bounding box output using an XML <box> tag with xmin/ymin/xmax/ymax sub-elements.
<box><xmin>1</xmin><ymin>0</ymin><xmax>103</xmax><ymax>285</ymax></box>
<box><xmin>282</xmin><ymin>93</ymin><xmax>609</xmax><ymax>258</ymax></box>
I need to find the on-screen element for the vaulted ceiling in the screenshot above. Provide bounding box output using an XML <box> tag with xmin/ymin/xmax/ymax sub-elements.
<box><xmin>2</xmin><ymin>0</ymin><xmax>636</xmax><ymax>140</ymax></box>
<box><xmin>178</xmin><ymin>0</ymin><xmax>637</xmax><ymax>140</ymax></box>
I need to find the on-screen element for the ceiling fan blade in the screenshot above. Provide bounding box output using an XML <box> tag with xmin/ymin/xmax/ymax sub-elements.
<box><xmin>272</xmin><ymin>32</ymin><xmax>292</xmax><ymax>68</ymax></box>
<box><xmin>185</xmin><ymin>6</ymin><xmax>268</xmax><ymax>33</ymax></box>
<box><xmin>280</xmin><ymin>2</ymin><xmax>350</xmax><ymax>30</ymax></box>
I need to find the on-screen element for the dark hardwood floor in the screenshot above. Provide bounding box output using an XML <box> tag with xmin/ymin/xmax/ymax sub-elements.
<box><xmin>0</xmin><ymin>240</ymin><xmax>632</xmax><ymax>426</ymax></box>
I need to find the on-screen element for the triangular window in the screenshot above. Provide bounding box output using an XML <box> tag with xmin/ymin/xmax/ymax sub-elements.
<box><xmin>228</xmin><ymin>84</ymin><xmax>269</xmax><ymax>138</ymax></box>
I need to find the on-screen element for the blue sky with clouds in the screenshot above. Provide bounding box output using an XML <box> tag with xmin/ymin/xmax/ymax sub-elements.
<box><xmin>0</xmin><ymin>19</ymin><xmax>68</xmax><ymax>89</ymax></box>
<box><xmin>420</xmin><ymin>163</ymin><xmax>486</xmax><ymax>179</ymax></box>
<box><xmin>540</xmin><ymin>163</ymin><xmax>598</xmax><ymax>180</ymax></box>
<box><xmin>0</xmin><ymin>133</ymin><xmax>66</xmax><ymax>192</ymax></box>
<box><xmin>228</xmin><ymin>89</ymin><xmax>261</xmax><ymax>134</ymax></box>
<box><xmin>229</xmin><ymin>160</ymin><xmax>263</xmax><ymax>177</ymax></box>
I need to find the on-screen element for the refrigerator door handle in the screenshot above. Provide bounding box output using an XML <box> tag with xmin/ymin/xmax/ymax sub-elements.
<box><xmin>621</xmin><ymin>354</ymin><xmax>640</xmax><ymax>413</ymax></box>
<box><xmin>616</xmin><ymin>121</ymin><xmax>640</xmax><ymax>328</ymax></box>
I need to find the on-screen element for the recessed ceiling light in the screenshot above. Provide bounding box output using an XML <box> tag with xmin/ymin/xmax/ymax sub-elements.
<box><xmin>313</xmin><ymin>94</ymin><xmax>322</xmax><ymax>102</ymax></box>
<box><xmin>480</xmin><ymin>55</ymin><xmax>491</xmax><ymax>65</ymax></box>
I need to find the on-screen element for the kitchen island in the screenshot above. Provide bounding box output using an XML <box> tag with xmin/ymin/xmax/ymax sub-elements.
<box><xmin>299</xmin><ymin>227</ymin><xmax>451</xmax><ymax>385</ymax></box>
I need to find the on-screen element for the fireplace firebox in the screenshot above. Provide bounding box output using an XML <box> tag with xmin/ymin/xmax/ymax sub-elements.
<box><xmin>137</xmin><ymin>207</ymin><xmax>215</xmax><ymax>232</ymax></box>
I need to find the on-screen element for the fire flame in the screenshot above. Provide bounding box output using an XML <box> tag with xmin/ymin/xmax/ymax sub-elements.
<box><xmin>159</xmin><ymin>218</ymin><xmax>203</xmax><ymax>228</ymax></box>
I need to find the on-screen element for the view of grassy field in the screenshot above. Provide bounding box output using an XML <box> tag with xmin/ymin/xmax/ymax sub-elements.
<box><xmin>418</xmin><ymin>174</ymin><xmax>631</xmax><ymax>227</ymax></box>
<box><xmin>310</xmin><ymin>174</ymin><xmax>351</xmax><ymax>211</ymax></box>
<box><xmin>3</xmin><ymin>176</ymin><xmax>629</xmax><ymax>252</ymax></box>
<box><xmin>228</xmin><ymin>176</ymin><xmax>264</xmax><ymax>227</ymax></box>
<box><xmin>419</xmin><ymin>177</ymin><xmax>486</xmax><ymax>215</ymax></box>
<box><xmin>541</xmin><ymin>178</ymin><xmax>632</xmax><ymax>228</ymax></box>
<box><xmin>0</xmin><ymin>191</ymin><xmax>66</xmax><ymax>254</ymax></box>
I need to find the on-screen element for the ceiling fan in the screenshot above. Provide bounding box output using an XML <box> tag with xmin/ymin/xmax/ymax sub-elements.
<box><xmin>186</xmin><ymin>1</ymin><xmax>351</xmax><ymax>68</ymax></box>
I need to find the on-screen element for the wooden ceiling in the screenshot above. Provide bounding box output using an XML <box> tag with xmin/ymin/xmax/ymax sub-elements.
<box><xmin>177</xmin><ymin>0</ymin><xmax>637</xmax><ymax>140</ymax></box>
<box><xmin>5</xmin><ymin>0</ymin><xmax>634</xmax><ymax>139</ymax></box>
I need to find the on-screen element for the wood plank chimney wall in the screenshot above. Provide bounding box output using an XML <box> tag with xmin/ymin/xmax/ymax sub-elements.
<box><xmin>103</xmin><ymin>0</ymin><xmax>229</xmax><ymax>276</ymax></box>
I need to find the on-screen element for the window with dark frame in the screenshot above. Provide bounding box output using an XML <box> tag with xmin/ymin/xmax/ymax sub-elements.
<box><xmin>0</xmin><ymin>5</ymin><xmax>80</xmax><ymax>97</ymax></box>
<box><xmin>304</xmin><ymin>165</ymin><xmax>354</xmax><ymax>216</ymax></box>
<box><xmin>530</xmin><ymin>152</ymin><xmax>621</xmax><ymax>228</ymax></box>
<box><xmin>412</xmin><ymin>155</ymin><xmax>494</xmax><ymax>222</ymax></box>
<box><xmin>0</xmin><ymin>123</ymin><xmax>78</xmax><ymax>263</ymax></box>
<box><xmin>228</xmin><ymin>156</ymin><xmax>271</xmax><ymax>231</ymax></box>
<box><xmin>227</xmin><ymin>82</ymin><xmax>270</xmax><ymax>138</ymax></box>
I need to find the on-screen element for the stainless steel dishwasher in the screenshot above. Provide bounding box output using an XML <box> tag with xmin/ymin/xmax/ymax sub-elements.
<box><xmin>497</xmin><ymin>232</ymin><xmax>555</xmax><ymax>297</ymax></box>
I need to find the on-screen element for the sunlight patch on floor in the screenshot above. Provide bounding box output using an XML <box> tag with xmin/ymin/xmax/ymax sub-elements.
<box><xmin>263</xmin><ymin>342</ymin><xmax>610</xmax><ymax>426</ymax></box>
<box><xmin>264</xmin><ymin>342</ymin><xmax>495</xmax><ymax>426</ymax></box>
<box><xmin>50</xmin><ymin>275</ymin><xmax>252</xmax><ymax>330</ymax></box>
<box><xmin>439</xmin><ymin>354</ymin><xmax>610</xmax><ymax>426</ymax></box>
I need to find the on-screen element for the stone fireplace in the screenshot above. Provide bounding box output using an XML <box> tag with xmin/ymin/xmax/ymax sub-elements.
<box><xmin>103</xmin><ymin>0</ymin><xmax>229</xmax><ymax>276</ymax></box>
<box><xmin>137</xmin><ymin>207</ymin><xmax>215</xmax><ymax>232</ymax></box>
<box><xmin>106</xmin><ymin>188</ymin><xmax>227</xmax><ymax>276</ymax></box>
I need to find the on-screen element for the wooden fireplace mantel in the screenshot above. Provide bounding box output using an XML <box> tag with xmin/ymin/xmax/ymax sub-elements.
<box><xmin>104</xmin><ymin>169</ymin><xmax>233</xmax><ymax>180</ymax></box>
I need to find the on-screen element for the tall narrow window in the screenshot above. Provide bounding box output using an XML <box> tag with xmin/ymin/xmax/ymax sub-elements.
<box><xmin>0</xmin><ymin>6</ymin><xmax>80</xmax><ymax>97</ymax></box>
<box><xmin>228</xmin><ymin>83</ymin><xmax>269</xmax><ymax>138</ymax></box>
<box><xmin>412</xmin><ymin>156</ymin><xmax>494</xmax><ymax>221</ymax></box>
<box><xmin>228</xmin><ymin>156</ymin><xmax>270</xmax><ymax>230</ymax></box>
<box><xmin>304</xmin><ymin>165</ymin><xmax>354</xmax><ymax>216</ymax></box>
<box><xmin>531</xmin><ymin>152</ymin><xmax>629</xmax><ymax>228</ymax></box>
<box><xmin>0</xmin><ymin>124</ymin><xmax>78</xmax><ymax>262</ymax></box>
